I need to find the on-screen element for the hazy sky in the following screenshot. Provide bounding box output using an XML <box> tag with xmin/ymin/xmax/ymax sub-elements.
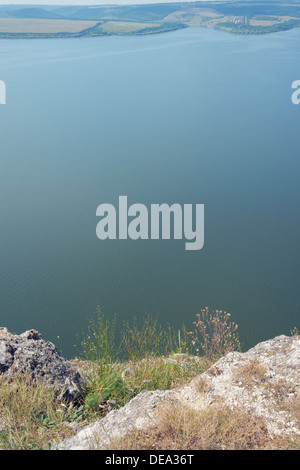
<box><xmin>0</xmin><ymin>0</ymin><xmax>198</xmax><ymax>5</ymax></box>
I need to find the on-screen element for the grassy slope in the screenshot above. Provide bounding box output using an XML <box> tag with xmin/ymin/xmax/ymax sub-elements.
<box><xmin>0</xmin><ymin>311</ymin><xmax>298</xmax><ymax>450</ymax></box>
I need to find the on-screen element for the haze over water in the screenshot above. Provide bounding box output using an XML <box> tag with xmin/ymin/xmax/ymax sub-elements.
<box><xmin>0</xmin><ymin>27</ymin><xmax>299</xmax><ymax>357</ymax></box>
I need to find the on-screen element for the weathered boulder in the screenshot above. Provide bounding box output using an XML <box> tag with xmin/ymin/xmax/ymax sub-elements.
<box><xmin>177</xmin><ymin>334</ymin><xmax>300</xmax><ymax>437</ymax></box>
<box><xmin>0</xmin><ymin>328</ymin><xmax>83</xmax><ymax>401</ymax></box>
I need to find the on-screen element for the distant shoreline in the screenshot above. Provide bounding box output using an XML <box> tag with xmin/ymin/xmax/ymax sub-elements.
<box><xmin>1</xmin><ymin>2</ymin><xmax>300</xmax><ymax>38</ymax></box>
<box><xmin>1</xmin><ymin>22</ymin><xmax>300</xmax><ymax>39</ymax></box>
<box><xmin>0</xmin><ymin>21</ymin><xmax>188</xmax><ymax>39</ymax></box>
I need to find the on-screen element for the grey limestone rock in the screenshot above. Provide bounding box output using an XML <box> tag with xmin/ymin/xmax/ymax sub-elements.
<box><xmin>0</xmin><ymin>327</ymin><xmax>83</xmax><ymax>401</ymax></box>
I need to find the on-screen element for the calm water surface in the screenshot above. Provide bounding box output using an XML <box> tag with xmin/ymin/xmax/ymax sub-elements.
<box><xmin>0</xmin><ymin>28</ymin><xmax>299</xmax><ymax>357</ymax></box>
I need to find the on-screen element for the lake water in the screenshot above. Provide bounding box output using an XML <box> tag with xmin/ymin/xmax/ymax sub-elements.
<box><xmin>0</xmin><ymin>27</ymin><xmax>299</xmax><ymax>357</ymax></box>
